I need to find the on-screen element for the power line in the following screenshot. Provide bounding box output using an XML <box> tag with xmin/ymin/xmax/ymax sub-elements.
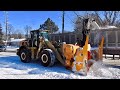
<box><xmin>73</xmin><ymin>11</ymin><xmax>85</xmax><ymax>19</ymax></box>
<box><xmin>73</xmin><ymin>11</ymin><xmax>79</xmax><ymax>17</ymax></box>
<box><xmin>65</xmin><ymin>14</ymin><xmax>75</xmax><ymax>24</ymax></box>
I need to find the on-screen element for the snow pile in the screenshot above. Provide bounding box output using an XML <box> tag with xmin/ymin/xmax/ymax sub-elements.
<box><xmin>10</xmin><ymin>38</ymin><xmax>25</xmax><ymax>42</ymax></box>
<box><xmin>89</xmin><ymin>61</ymin><xmax>113</xmax><ymax>77</ymax></box>
<box><xmin>88</xmin><ymin>61</ymin><xmax>120</xmax><ymax>79</ymax></box>
<box><xmin>94</xmin><ymin>31</ymin><xmax>102</xmax><ymax>45</ymax></box>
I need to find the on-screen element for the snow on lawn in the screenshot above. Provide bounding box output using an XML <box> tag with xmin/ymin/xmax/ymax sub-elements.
<box><xmin>0</xmin><ymin>52</ymin><xmax>120</xmax><ymax>79</ymax></box>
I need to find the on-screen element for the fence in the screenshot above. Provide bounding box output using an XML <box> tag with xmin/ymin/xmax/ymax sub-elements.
<box><xmin>49</xmin><ymin>28</ymin><xmax>120</xmax><ymax>48</ymax></box>
<box><xmin>50</xmin><ymin>32</ymin><xmax>82</xmax><ymax>44</ymax></box>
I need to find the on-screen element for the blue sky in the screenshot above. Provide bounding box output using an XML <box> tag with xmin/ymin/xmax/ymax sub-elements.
<box><xmin>0</xmin><ymin>11</ymin><xmax>104</xmax><ymax>34</ymax></box>
<box><xmin>0</xmin><ymin>11</ymin><xmax>78</xmax><ymax>34</ymax></box>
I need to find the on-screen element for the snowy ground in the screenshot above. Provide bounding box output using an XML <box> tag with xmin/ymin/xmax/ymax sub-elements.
<box><xmin>0</xmin><ymin>51</ymin><xmax>120</xmax><ymax>79</ymax></box>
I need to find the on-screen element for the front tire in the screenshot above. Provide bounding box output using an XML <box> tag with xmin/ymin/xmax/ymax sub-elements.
<box><xmin>40</xmin><ymin>49</ymin><xmax>55</xmax><ymax>67</ymax></box>
<box><xmin>20</xmin><ymin>48</ymin><xmax>31</xmax><ymax>63</ymax></box>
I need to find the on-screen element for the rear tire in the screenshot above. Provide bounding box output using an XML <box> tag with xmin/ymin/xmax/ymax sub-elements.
<box><xmin>40</xmin><ymin>49</ymin><xmax>55</xmax><ymax>67</ymax></box>
<box><xmin>20</xmin><ymin>48</ymin><xmax>31</xmax><ymax>63</ymax></box>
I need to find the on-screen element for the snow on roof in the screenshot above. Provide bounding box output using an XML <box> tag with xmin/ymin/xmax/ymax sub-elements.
<box><xmin>100</xmin><ymin>25</ymin><xmax>117</xmax><ymax>29</ymax></box>
<box><xmin>10</xmin><ymin>38</ymin><xmax>26</xmax><ymax>42</ymax></box>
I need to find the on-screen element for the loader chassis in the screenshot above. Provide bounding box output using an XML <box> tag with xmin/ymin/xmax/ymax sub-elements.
<box><xmin>17</xmin><ymin>30</ymin><xmax>60</xmax><ymax>67</ymax></box>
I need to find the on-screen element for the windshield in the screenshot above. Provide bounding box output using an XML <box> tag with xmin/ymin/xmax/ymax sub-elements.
<box><xmin>40</xmin><ymin>32</ymin><xmax>49</xmax><ymax>40</ymax></box>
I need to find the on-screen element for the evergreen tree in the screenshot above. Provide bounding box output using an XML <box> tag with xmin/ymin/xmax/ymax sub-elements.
<box><xmin>39</xmin><ymin>18</ymin><xmax>59</xmax><ymax>33</ymax></box>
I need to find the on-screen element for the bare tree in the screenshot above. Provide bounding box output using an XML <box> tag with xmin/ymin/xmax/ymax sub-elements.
<box><xmin>11</xmin><ymin>30</ymin><xmax>18</xmax><ymax>39</ymax></box>
<box><xmin>115</xmin><ymin>20</ymin><xmax>120</xmax><ymax>27</ymax></box>
<box><xmin>10</xmin><ymin>29</ymin><xmax>24</xmax><ymax>39</ymax></box>
<box><xmin>94</xmin><ymin>11</ymin><xmax>120</xmax><ymax>26</ymax></box>
<box><xmin>7</xmin><ymin>24</ymin><xmax>14</xmax><ymax>40</ymax></box>
<box><xmin>24</xmin><ymin>25</ymin><xmax>32</xmax><ymax>38</ymax></box>
<box><xmin>74</xmin><ymin>11</ymin><xmax>120</xmax><ymax>32</ymax></box>
<box><xmin>73</xmin><ymin>11</ymin><xmax>103</xmax><ymax>32</ymax></box>
<box><xmin>10</xmin><ymin>32</ymin><xmax>16</xmax><ymax>39</ymax></box>
<box><xmin>74</xmin><ymin>17</ymin><xmax>83</xmax><ymax>32</ymax></box>
<box><xmin>104</xmin><ymin>11</ymin><xmax>120</xmax><ymax>25</ymax></box>
<box><xmin>17</xmin><ymin>32</ymin><xmax>23</xmax><ymax>39</ymax></box>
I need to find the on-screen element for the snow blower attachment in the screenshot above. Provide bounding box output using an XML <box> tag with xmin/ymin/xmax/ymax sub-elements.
<box><xmin>62</xmin><ymin>35</ymin><xmax>89</xmax><ymax>75</ymax></box>
<box><xmin>16</xmin><ymin>18</ymin><xmax>104</xmax><ymax>76</ymax></box>
<box><xmin>63</xmin><ymin>35</ymin><xmax>104</xmax><ymax>75</ymax></box>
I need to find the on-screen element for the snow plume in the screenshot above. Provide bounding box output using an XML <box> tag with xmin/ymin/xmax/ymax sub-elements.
<box><xmin>94</xmin><ymin>30</ymin><xmax>103</xmax><ymax>46</ymax></box>
<box><xmin>88</xmin><ymin>61</ymin><xmax>119</xmax><ymax>78</ymax></box>
<box><xmin>93</xmin><ymin>25</ymin><xmax>117</xmax><ymax>46</ymax></box>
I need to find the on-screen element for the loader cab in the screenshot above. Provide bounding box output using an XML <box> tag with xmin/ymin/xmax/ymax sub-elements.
<box><xmin>29</xmin><ymin>30</ymin><xmax>39</xmax><ymax>47</ymax></box>
<box><xmin>29</xmin><ymin>30</ymin><xmax>49</xmax><ymax>47</ymax></box>
<box><xmin>39</xmin><ymin>31</ymin><xmax>49</xmax><ymax>40</ymax></box>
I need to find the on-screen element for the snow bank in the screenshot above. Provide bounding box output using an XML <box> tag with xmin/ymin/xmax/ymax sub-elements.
<box><xmin>88</xmin><ymin>61</ymin><xmax>120</xmax><ymax>79</ymax></box>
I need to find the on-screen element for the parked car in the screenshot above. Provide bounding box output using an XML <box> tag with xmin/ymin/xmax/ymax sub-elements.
<box><xmin>0</xmin><ymin>45</ymin><xmax>6</xmax><ymax>52</ymax></box>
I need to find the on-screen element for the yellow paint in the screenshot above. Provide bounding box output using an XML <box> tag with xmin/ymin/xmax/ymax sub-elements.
<box><xmin>63</xmin><ymin>35</ymin><xmax>89</xmax><ymax>73</ymax></box>
<box><xmin>45</xmin><ymin>40</ymin><xmax>65</xmax><ymax>65</ymax></box>
<box><xmin>98</xmin><ymin>36</ymin><xmax>104</xmax><ymax>60</ymax></box>
<box><xmin>65</xmin><ymin>60</ymin><xmax>71</xmax><ymax>67</ymax></box>
<box><xmin>30</xmin><ymin>47</ymin><xmax>37</xmax><ymax>59</ymax></box>
<box><xmin>63</xmin><ymin>44</ymin><xmax>79</xmax><ymax>67</ymax></box>
<box><xmin>76</xmin><ymin>63</ymin><xmax>83</xmax><ymax>71</ymax></box>
<box><xmin>36</xmin><ymin>40</ymin><xmax>44</xmax><ymax>59</ymax></box>
<box><xmin>72</xmin><ymin>35</ymin><xmax>89</xmax><ymax>72</ymax></box>
<box><xmin>75</xmin><ymin>49</ymin><xmax>83</xmax><ymax>62</ymax></box>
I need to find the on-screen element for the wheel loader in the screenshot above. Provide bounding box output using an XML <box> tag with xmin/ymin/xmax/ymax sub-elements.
<box><xmin>16</xmin><ymin>18</ymin><xmax>104</xmax><ymax>75</ymax></box>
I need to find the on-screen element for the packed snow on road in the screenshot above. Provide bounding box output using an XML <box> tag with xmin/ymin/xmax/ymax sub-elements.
<box><xmin>0</xmin><ymin>51</ymin><xmax>120</xmax><ymax>79</ymax></box>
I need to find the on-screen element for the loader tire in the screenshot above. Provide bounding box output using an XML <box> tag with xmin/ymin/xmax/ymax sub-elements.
<box><xmin>40</xmin><ymin>49</ymin><xmax>55</xmax><ymax>67</ymax></box>
<box><xmin>20</xmin><ymin>48</ymin><xmax>31</xmax><ymax>63</ymax></box>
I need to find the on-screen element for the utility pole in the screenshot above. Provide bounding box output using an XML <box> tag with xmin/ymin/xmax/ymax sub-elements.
<box><xmin>62</xmin><ymin>11</ymin><xmax>65</xmax><ymax>33</ymax></box>
<box><xmin>4</xmin><ymin>11</ymin><xmax>8</xmax><ymax>45</ymax></box>
<box><xmin>62</xmin><ymin>11</ymin><xmax>65</xmax><ymax>42</ymax></box>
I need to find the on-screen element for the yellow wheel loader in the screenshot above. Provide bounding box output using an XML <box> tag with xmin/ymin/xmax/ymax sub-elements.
<box><xmin>16</xmin><ymin>18</ymin><xmax>104</xmax><ymax>75</ymax></box>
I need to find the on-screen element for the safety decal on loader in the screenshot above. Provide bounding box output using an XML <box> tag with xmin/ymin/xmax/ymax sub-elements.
<box><xmin>98</xmin><ymin>36</ymin><xmax>104</xmax><ymax>60</ymax></box>
<box><xmin>71</xmin><ymin>35</ymin><xmax>89</xmax><ymax>75</ymax></box>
